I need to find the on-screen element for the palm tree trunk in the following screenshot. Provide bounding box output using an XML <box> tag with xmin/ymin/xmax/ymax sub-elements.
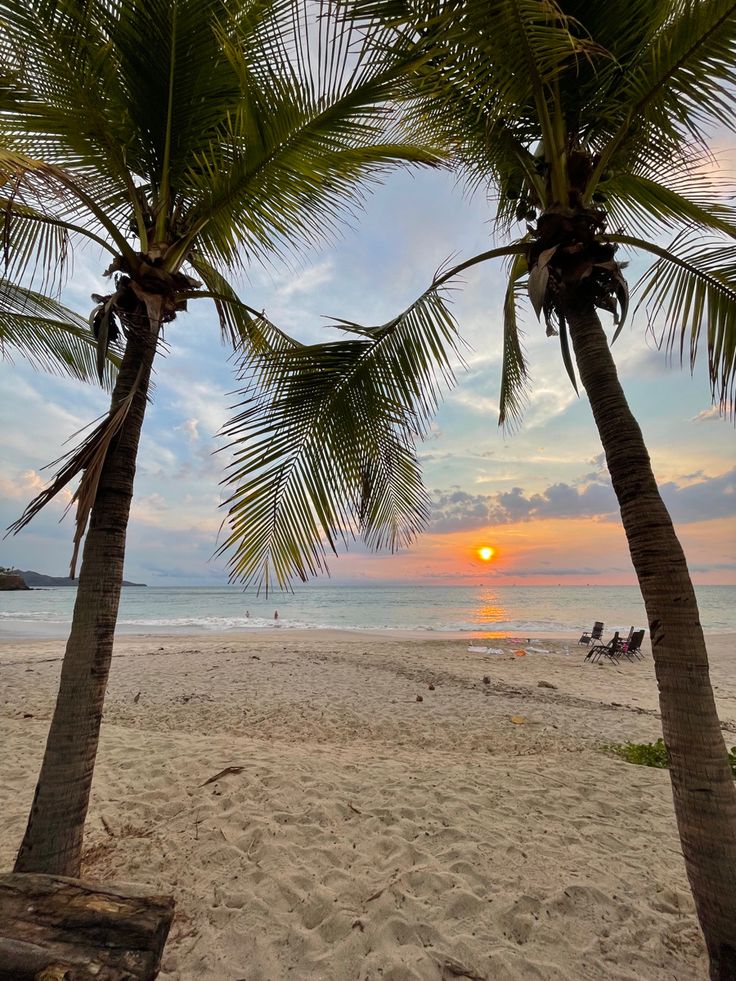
<box><xmin>14</xmin><ymin>314</ymin><xmax>158</xmax><ymax>877</ymax></box>
<box><xmin>564</xmin><ymin>293</ymin><xmax>736</xmax><ymax>980</ymax></box>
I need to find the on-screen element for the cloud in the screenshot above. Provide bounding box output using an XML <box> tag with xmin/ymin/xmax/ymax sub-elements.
<box><xmin>447</xmin><ymin>390</ymin><xmax>500</xmax><ymax>416</ymax></box>
<box><xmin>429</xmin><ymin>467</ymin><xmax>736</xmax><ymax>531</ymax></box>
<box><xmin>426</xmin><ymin>490</ymin><xmax>491</xmax><ymax>532</ymax></box>
<box><xmin>0</xmin><ymin>469</ymin><xmax>72</xmax><ymax>505</ymax></box>
<box><xmin>428</xmin><ymin>480</ymin><xmax>618</xmax><ymax>531</ymax></box>
<box><xmin>504</xmin><ymin>566</ymin><xmax>614</xmax><ymax>578</ymax></box>
<box><xmin>660</xmin><ymin>468</ymin><xmax>736</xmax><ymax>523</ymax></box>
<box><xmin>278</xmin><ymin>260</ymin><xmax>334</xmax><ymax>298</ymax></box>
<box><xmin>691</xmin><ymin>405</ymin><xmax>730</xmax><ymax>423</ymax></box>
<box><xmin>177</xmin><ymin>418</ymin><xmax>200</xmax><ymax>443</ymax></box>
<box><xmin>687</xmin><ymin>562</ymin><xmax>736</xmax><ymax>574</ymax></box>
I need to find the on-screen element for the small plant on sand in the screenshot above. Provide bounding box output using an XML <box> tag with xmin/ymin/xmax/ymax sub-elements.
<box><xmin>608</xmin><ymin>739</ymin><xmax>736</xmax><ymax>777</ymax></box>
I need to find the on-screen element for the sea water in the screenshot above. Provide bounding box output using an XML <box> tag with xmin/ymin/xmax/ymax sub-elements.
<box><xmin>0</xmin><ymin>583</ymin><xmax>734</xmax><ymax>638</ymax></box>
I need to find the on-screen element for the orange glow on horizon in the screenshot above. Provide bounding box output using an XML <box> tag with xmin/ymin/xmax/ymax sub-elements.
<box><xmin>324</xmin><ymin>515</ymin><xmax>736</xmax><ymax>586</ymax></box>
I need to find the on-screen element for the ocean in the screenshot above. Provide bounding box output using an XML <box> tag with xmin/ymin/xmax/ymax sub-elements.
<box><xmin>0</xmin><ymin>583</ymin><xmax>734</xmax><ymax>638</ymax></box>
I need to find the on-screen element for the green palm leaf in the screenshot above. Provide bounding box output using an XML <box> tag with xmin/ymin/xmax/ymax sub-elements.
<box><xmin>499</xmin><ymin>252</ymin><xmax>530</xmax><ymax>429</ymax></box>
<box><xmin>617</xmin><ymin>231</ymin><xmax>736</xmax><ymax>413</ymax></box>
<box><xmin>220</xmin><ymin>282</ymin><xmax>463</xmax><ymax>589</ymax></box>
<box><xmin>603</xmin><ymin>171</ymin><xmax>736</xmax><ymax>242</ymax></box>
<box><xmin>220</xmin><ymin>244</ymin><xmax>528</xmax><ymax>588</ymax></box>
<box><xmin>186</xmin><ymin>251</ymin><xmax>294</xmax><ymax>353</ymax></box>
<box><xmin>0</xmin><ymin>279</ymin><xmax>118</xmax><ymax>387</ymax></box>
<box><xmin>587</xmin><ymin>0</ymin><xmax>736</xmax><ymax>190</ymax></box>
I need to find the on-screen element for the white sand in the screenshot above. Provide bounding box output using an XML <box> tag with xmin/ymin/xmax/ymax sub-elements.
<box><xmin>2</xmin><ymin>629</ymin><xmax>735</xmax><ymax>980</ymax></box>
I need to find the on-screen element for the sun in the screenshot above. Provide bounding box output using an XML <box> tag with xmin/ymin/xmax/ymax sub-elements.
<box><xmin>478</xmin><ymin>546</ymin><xmax>495</xmax><ymax>562</ymax></box>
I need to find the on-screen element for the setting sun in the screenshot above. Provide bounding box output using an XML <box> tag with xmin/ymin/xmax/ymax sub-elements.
<box><xmin>478</xmin><ymin>546</ymin><xmax>495</xmax><ymax>561</ymax></box>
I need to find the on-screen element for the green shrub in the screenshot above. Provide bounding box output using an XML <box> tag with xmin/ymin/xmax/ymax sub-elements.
<box><xmin>607</xmin><ymin>738</ymin><xmax>736</xmax><ymax>777</ymax></box>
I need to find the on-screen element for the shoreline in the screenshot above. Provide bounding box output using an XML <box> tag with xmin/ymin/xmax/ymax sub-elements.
<box><xmin>1</xmin><ymin>623</ymin><xmax>734</xmax><ymax>647</ymax></box>
<box><xmin>1</xmin><ymin>625</ymin><xmax>585</xmax><ymax>645</ymax></box>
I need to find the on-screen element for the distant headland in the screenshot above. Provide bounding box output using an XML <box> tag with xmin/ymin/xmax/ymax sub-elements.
<box><xmin>0</xmin><ymin>569</ymin><xmax>147</xmax><ymax>589</ymax></box>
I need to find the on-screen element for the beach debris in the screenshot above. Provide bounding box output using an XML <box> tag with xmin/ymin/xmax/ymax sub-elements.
<box><xmin>511</xmin><ymin>715</ymin><xmax>527</xmax><ymax>724</ymax></box>
<box><xmin>514</xmin><ymin>649</ymin><xmax>526</xmax><ymax>657</ymax></box>
<box><xmin>482</xmin><ymin>675</ymin><xmax>491</xmax><ymax>685</ymax></box>
<box><xmin>133</xmin><ymin>691</ymin><xmax>141</xmax><ymax>703</ymax></box>
<box><xmin>526</xmin><ymin>646</ymin><xmax>550</xmax><ymax>654</ymax></box>
<box><xmin>439</xmin><ymin>955</ymin><xmax>486</xmax><ymax>980</ymax></box>
<box><xmin>538</xmin><ymin>680</ymin><xmax>558</xmax><ymax>690</ymax></box>
<box><xmin>416</xmin><ymin>694</ymin><xmax>424</xmax><ymax>702</ymax></box>
<box><xmin>101</xmin><ymin>815</ymin><xmax>114</xmax><ymax>837</ymax></box>
<box><xmin>0</xmin><ymin>874</ymin><xmax>175</xmax><ymax>981</ymax></box>
<box><xmin>347</xmin><ymin>802</ymin><xmax>362</xmax><ymax>815</ymax></box>
<box><xmin>200</xmin><ymin>766</ymin><xmax>245</xmax><ymax>787</ymax></box>
<box><xmin>467</xmin><ymin>645</ymin><xmax>489</xmax><ymax>653</ymax></box>
<box><xmin>428</xmin><ymin>683</ymin><xmax>436</xmax><ymax>690</ymax></box>
<box><xmin>251</xmin><ymin>655</ymin><xmax>260</xmax><ymax>660</ymax></box>
<box><xmin>23</xmin><ymin>712</ymin><xmax>33</xmax><ymax>718</ymax></box>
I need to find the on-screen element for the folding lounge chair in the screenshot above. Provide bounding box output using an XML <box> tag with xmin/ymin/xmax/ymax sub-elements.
<box><xmin>585</xmin><ymin>631</ymin><xmax>622</xmax><ymax>662</ymax></box>
<box><xmin>622</xmin><ymin>629</ymin><xmax>646</xmax><ymax>661</ymax></box>
<box><xmin>613</xmin><ymin>626</ymin><xmax>636</xmax><ymax>661</ymax></box>
<box><xmin>579</xmin><ymin>621</ymin><xmax>604</xmax><ymax>645</ymax></box>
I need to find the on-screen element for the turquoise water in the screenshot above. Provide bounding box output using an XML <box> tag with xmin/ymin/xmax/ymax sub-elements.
<box><xmin>0</xmin><ymin>584</ymin><xmax>734</xmax><ymax>638</ymax></box>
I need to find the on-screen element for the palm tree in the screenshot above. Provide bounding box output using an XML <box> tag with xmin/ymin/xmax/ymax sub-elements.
<box><xmin>219</xmin><ymin>2</ymin><xmax>736</xmax><ymax>975</ymax></box>
<box><xmin>0</xmin><ymin>0</ymin><xmax>442</xmax><ymax>877</ymax></box>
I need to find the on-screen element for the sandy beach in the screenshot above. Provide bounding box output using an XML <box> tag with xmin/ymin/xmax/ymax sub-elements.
<box><xmin>1</xmin><ymin>629</ymin><xmax>734</xmax><ymax>980</ymax></box>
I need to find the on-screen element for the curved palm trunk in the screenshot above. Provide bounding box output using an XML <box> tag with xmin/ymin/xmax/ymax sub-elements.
<box><xmin>564</xmin><ymin>293</ymin><xmax>736</xmax><ymax>980</ymax></box>
<box><xmin>14</xmin><ymin>316</ymin><xmax>158</xmax><ymax>877</ymax></box>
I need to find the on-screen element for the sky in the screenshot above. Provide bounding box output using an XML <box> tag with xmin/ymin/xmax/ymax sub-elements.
<box><xmin>1</xmin><ymin>166</ymin><xmax>734</xmax><ymax>588</ymax></box>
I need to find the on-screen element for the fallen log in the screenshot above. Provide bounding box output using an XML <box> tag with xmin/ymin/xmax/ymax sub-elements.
<box><xmin>0</xmin><ymin>873</ymin><xmax>175</xmax><ymax>980</ymax></box>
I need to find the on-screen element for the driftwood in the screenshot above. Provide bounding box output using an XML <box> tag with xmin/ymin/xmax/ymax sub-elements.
<box><xmin>0</xmin><ymin>873</ymin><xmax>175</xmax><ymax>980</ymax></box>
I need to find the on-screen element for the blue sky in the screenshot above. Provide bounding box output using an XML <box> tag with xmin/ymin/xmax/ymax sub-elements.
<box><xmin>1</xmin><ymin>167</ymin><xmax>734</xmax><ymax>586</ymax></box>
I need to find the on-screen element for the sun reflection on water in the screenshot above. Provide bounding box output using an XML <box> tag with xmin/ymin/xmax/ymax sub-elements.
<box><xmin>474</xmin><ymin>589</ymin><xmax>509</xmax><ymax>625</ymax></box>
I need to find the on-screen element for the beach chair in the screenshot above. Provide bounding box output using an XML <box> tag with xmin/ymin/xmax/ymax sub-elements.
<box><xmin>613</xmin><ymin>626</ymin><xmax>635</xmax><ymax>661</ymax></box>
<box><xmin>622</xmin><ymin>629</ymin><xmax>645</xmax><ymax>661</ymax></box>
<box><xmin>579</xmin><ymin>621</ymin><xmax>604</xmax><ymax>645</ymax></box>
<box><xmin>585</xmin><ymin>631</ymin><xmax>622</xmax><ymax>663</ymax></box>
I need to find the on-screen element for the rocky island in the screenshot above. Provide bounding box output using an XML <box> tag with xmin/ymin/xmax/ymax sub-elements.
<box><xmin>0</xmin><ymin>572</ymin><xmax>30</xmax><ymax>591</ymax></box>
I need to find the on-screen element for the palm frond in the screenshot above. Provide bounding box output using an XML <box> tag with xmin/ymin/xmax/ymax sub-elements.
<box><xmin>588</xmin><ymin>0</ymin><xmax>736</xmax><ymax>191</ymax></box>
<box><xmin>182</xmin><ymin>66</ymin><xmax>446</xmax><ymax>270</ymax></box>
<box><xmin>498</xmin><ymin>252</ymin><xmax>530</xmax><ymax>429</ymax></box>
<box><xmin>0</xmin><ymin>0</ymin><xmax>137</xmax><ymax>218</ymax></box>
<box><xmin>7</xmin><ymin>364</ymin><xmax>144</xmax><ymax>573</ymax></box>
<box><xmin>0</xmin><ymin>278</ymin><xmax>118</xmax><ymax>387</ymax></box>
<box><xmin>346</xmin><ymin>0</ymin><xmax>607</xmax><ymax>207</ymax></box>
<box><xmin>186</xmin><ymin>252</ymin><xmax>295</xmax><ymax>353</ymax></box>
<box><xmin>603</xmin><ymin>169</ymin><xmax>736</xmax><ymax>243</ymax></box>
<box><xmin>558</xmin><ymin>314</ymin><xmax>578</xmax><ymax>396</ymax></box>
<box><xmin>0</xmin><ymin>150</ymin><xmax>118</xmax><ymax>293</ymax></box>
<box><xmin>218</xmin><ymin>279</ymin><xmax>464</xmax><ymax>590</ymax></box>
<box><xmin>613</xmin><ymin>231</ymin><xmax>736</xmax><ymax>414</ymax></box>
